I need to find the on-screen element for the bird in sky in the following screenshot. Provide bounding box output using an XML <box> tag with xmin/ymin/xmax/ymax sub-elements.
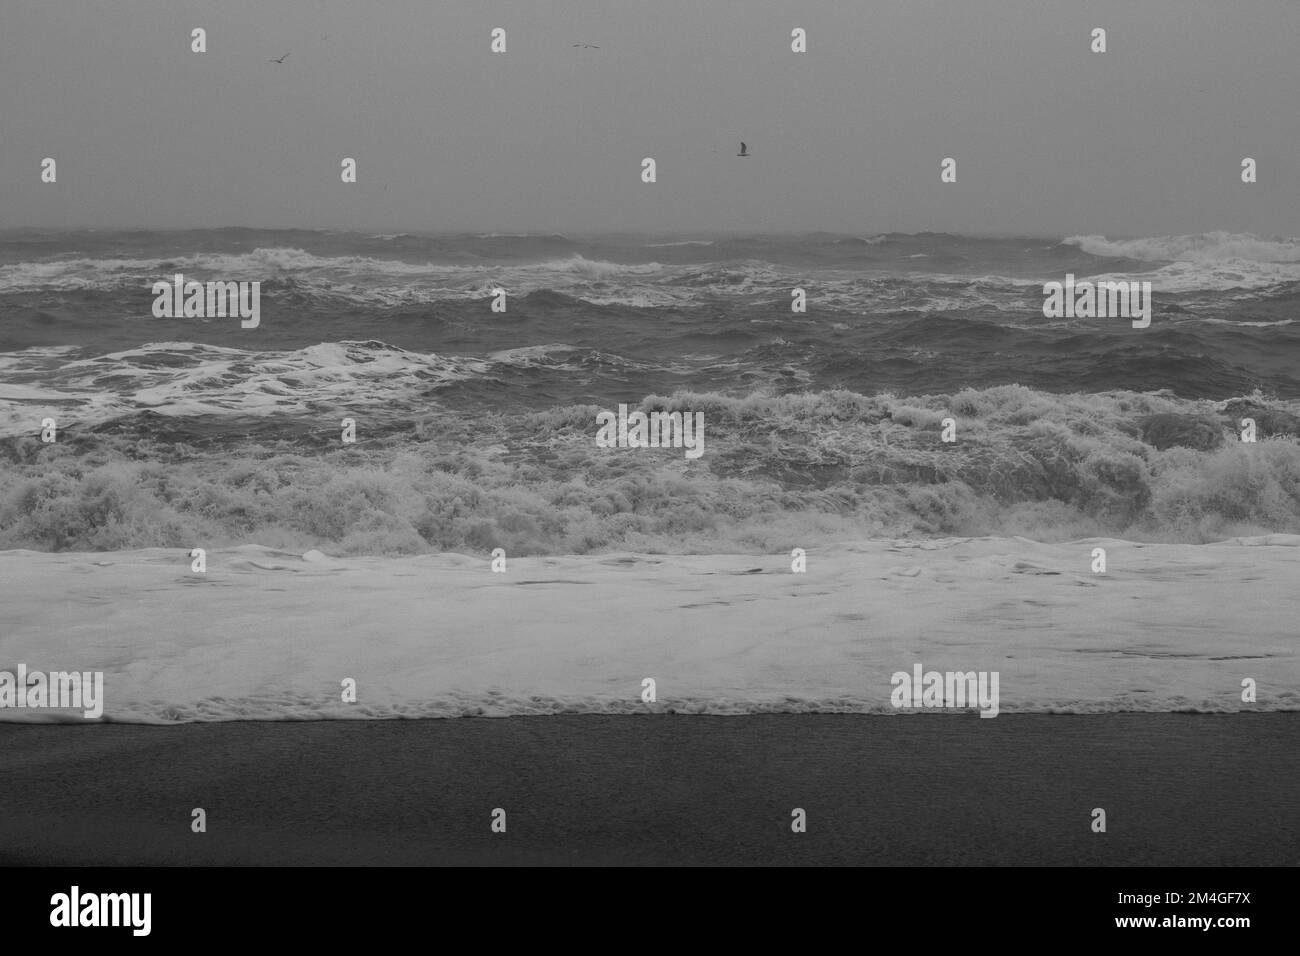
<box><xmin>270</xmin><ymin>53</ymin><xmax>290</xmax><ymax>64</ymax></box>
<box><xmin>572</xmin><ymin>43</ymin><xmax>599</xmax><ymax>49</ymax></box>
<box><xmin>737</xmin><ymin>142</ymin><xmax>750</xmax><ymax>157</ymax></box>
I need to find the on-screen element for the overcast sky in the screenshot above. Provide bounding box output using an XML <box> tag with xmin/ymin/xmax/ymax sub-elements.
<box><xmin>2</xmin><ymin>0</ymin><xmax>1297</xmax><ymax>236</ymax></box>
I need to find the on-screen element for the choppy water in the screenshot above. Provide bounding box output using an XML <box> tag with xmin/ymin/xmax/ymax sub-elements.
<box><xmin>3</xmin><ymin>228</ymin><xmax>1299</xmax><ymax>553</ymax></box>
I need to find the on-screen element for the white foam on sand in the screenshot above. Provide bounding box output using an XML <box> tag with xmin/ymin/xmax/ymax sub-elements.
<box><xmin>1</xmin><ymin>536</ymin><xmax>1296</xmax><ymax>723</ymax></box>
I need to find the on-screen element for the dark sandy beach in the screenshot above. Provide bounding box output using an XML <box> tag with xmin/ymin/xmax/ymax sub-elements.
<box><xmin>1</xmin><ymin>714</ymin><xmax>1296</xmax><ymax>866</ymax></box>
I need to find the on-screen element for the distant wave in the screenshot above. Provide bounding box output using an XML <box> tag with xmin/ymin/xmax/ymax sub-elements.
<box><xmin>0</xmin><ymin>249</ymin><xmax>664</xmax><ymax>293</ymax></box>
<box><xmin>1062</xmin><ymin>233</ymin><xmax>1300</xmax><ymax>292</ymax></box>
<box><xmin>0</xmin><ymin>249</ymin><xmax>1048</xmax><ymax>309</ymax></box>
<box><xmin>474</xmin><ymin>232</ymin><xmax>570</xmax><ymax>239</ymax></box>
<box><xmin>1065</xmin><ymin>231</ymin><xmax>1300</xmax><ymax>263</ymax></box>
<box><xmin>8</xmin><ymin>235</ymin><xmax>1300</xmax><ymax>301</ymax></box>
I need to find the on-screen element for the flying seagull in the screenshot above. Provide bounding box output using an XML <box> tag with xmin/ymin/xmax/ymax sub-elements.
<box><xmin>572</xmin><ymin>43</ymin><xmax>600</xmax><ymax>48</ymax></box>
<box><xmin>270</xmin><ymin>53</ymin><xmax>290</xmax><ymax>64</ymax></box>
<box><xmin>737</xmin><ymin>142</ymin><xmax>750</xmax><ymax>157</ymax></box>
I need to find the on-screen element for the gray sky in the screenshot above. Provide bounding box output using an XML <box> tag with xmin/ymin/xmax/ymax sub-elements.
<box><xmin>2</xmin><ymin>0</ymin><xmax>1297</xmax><ymax>236</ymax></box>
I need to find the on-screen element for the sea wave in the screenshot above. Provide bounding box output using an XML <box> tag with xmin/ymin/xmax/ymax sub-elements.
<box><xmin>3</xmin><ymin>384</ymin><xmax>1298</xmax><ymax>554</ymax></box>
<box><xmin>0</xmin><ymin>253</ymin><xmax>1049</xmax><ymax>313</ymax></box>
<box><xmin>1065</xmin><ymin>231</ymin><xmax>1300</xmax><ymax>263</ymax></box>
<box><xmin>8</xmin><ymin>235</ymin><xmax>1300</xmax><ymax>305</ymax></box>
<box><xmin>0</xmin><ymin>249</ymin><xmax>663</xmax><ymax>292</ymax></box>
<box><xmin>1061</xmin><ymin>233</ymin><xmax>1300</xmax><ymax>292</ymax></box>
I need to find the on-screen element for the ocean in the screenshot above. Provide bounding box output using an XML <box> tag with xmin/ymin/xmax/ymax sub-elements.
<box><xmin>3</xmin><ymin>228</ymin><xmax>1300</xmax><ymax>556</ymax></box>
<box><xmin>2</xmin><ymin>229</ymin><xmax>1299</xmax><ymax>724</ymax></box>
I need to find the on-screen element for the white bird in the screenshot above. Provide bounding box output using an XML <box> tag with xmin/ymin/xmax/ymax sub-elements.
<box><xmin>270</xmin><ymin>53</ymin><xmax>290</xmax><ymax>64</ymax></box>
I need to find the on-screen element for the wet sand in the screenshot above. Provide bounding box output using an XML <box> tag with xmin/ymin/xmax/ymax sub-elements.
<box><xmin>1</xmin><ymin>714</ymin><xmax>1296</xmax><ymax>866</ymax></box>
